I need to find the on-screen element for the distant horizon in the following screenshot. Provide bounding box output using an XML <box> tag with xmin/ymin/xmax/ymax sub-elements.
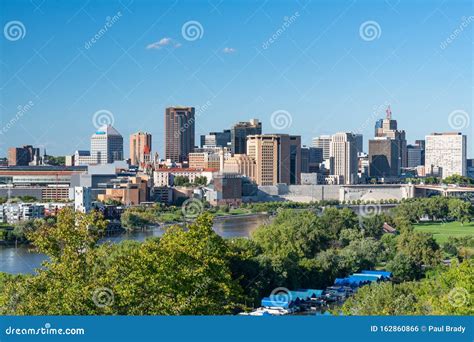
<box><xmin>0</xmin><ymin>0</ymin><xmax>472</xmax><ymax>157</ymax></box>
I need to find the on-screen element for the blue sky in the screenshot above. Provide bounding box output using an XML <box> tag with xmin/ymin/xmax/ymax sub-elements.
<box><xmin>0</xmin><ymin>0</ymin><xmax>472</xmax><ymax>158</ymax></box>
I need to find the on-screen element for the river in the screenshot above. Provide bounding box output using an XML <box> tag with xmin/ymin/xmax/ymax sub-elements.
<box><xmin>0</xmin><ymin>214</ymin><xmax>270</xmax><ymax>275</ymax></box>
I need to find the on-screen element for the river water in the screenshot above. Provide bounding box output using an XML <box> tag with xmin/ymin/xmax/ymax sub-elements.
<box><xmin>0</xmin><ymin>214</ymin><xmax>270</xmax><ymax>274</ymax></box>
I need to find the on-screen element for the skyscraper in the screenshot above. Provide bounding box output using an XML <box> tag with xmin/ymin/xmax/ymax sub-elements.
<box><xmin>165</xmin><ymin>107</ymin><xmax>195</xmax><ymax>163</ymax></box>
<box><xmin>246</xmin><ymin>134</ymin><xmax>301</xmax><ymax>186</ymax></box>
<box><xmin>353</xmin><ymin>133</ymin><xmax>363</xmax><ymax>154</ymax></box>
<box><xmin>330</xmin><ymin>132</ymin><xmax>358</xmax><ymax>184</ymax></box>
<box><xmin>407</xmin><ymin>144</ymin><xmax>424</xmax><ymax>168</ymax></box>
<box><xmin>369</xmin><ymin>138</ymin><xmax>399</xmax><ymax>177</ymax></box>
<box><xmin>130</xmin><ymin>132</ymin><xmax>152</xmax><ymax>167</ymax></box>
<box><xmin>312</xmin><ymin>135</ymin><xmax>331</xmax><ymax>160</ymax></box>
<box><xmin>200</xmin><ymin>129</ymin><xmax>231</xmax><ymax>148</ymax></box>
<box><xmin>374</xmin><ymin>106</ymin><xmax>407</xmax><ymax>170</ymax></box>
<box><xmin>91</xmin><ymin>125</ymin><xmax>124</xmax><ymax>164</ymax></box>
<box><xmin>425</xmin><ymin>132</ymin><xmax>467</xmax><ymax>178</ymax></box>
<box><xmin>230</xmin><ymin>119</ymin><xmax>262</xmax><ymax>155</ymax></box>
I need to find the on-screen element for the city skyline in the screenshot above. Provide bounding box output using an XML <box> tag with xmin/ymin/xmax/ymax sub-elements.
<box><xmin>0</xmin><ymin>1</ymin><xmax>472</xmax><ymax>157</ymax></box>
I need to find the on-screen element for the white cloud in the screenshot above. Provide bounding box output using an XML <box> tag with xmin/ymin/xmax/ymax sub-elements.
<box><xmin>223</xmin><ymin>47</ymin><xmax>236</xmax><ymax>54</ymax></box>
<box><xmin>146</xmin><ymin>37</ymin><xmax>181</xmax><ymax>50</ymax></box>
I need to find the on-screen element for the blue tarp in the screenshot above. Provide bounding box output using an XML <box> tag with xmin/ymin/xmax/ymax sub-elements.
<box><xmin>348</xmin><ymin>274</ymin><xmax>379</xmax><ymax>285</ymax></box>
<box><xmin>334</xmin><ymin>278</ymin><xmax>348</xmax><ymax>286</ymax></box>
<box><xmin>361</xmin><ymin>270</ymin><xmax>392</xmax><ymax>278</ymax></box>
<box><xmin>261</xmin><ymin>297</ymin><xmax>290</xmax><ymax>308</ymax></box>
<box><xmin>294</xmin><ymin>289</ymin><xmax>324</xmax><ymax>299</ymax></box>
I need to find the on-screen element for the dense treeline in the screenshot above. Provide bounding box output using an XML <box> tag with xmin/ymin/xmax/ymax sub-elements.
<box><xmin>0</xmin><ymin>196</ymin><xmax>472</xmax><ymax>315</ymax></box>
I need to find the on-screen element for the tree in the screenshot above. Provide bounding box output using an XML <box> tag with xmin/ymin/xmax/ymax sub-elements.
<box><xmin>252</xmin><ymin>209</ymin><xmax>330</xmax><ymax>260</ymax></box>
<box><xmin>173</xmin><ymin>176</ymin><xmax>190</xmax><ymax>187</ymax></box>
<box><xmin>397</xmin><ymin>231</ymin><xmax>441</xmax><ymax>267</ymax></box>
<box><xmin>448</xmin><ymin>198</ymin><xmax>472</xmax><ymax>224</ymax></box>
<box><xmin>387</xmin><ymin>253</ymin><xmax>423</xmax><ymax>282</ymax></box>
<box><xmin>341</xmin><ymin>260</ymin><xmax>473</xmax><ymax>315</ymax></box>
<box><xmin>0</xmin><ymin>211</ymin><xmax>244</xmax><ymax>315</ymax></box>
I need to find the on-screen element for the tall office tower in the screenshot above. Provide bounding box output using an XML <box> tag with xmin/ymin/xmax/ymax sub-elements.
<box><xmin>91</xmin><ymin>125</ymin><xmax>124</xmax><ymax>164</ymax></box>
<box><xmin>301</xmin><ymin>147</ymin><xmax>310</xmax><ymax>173</ymax></box>
<box><xmin>407</xmin><ymin>144</ymin><xmax>424</xmax><ymax>168</ymax></box>
<box><xmin>374</xmin><ymin>106</ymin><xmax>407</xmax><ymax>170</ymax></box>
<box><xmin>312</xmin><ymin>135</ymin><xmax>331</xmax><ymax>160</ymax></box>
<box><xmin>425</xmin><ymin>132</ymin><xmax>467</xmax><ymax>178</ymax></box>
<box><xmin>246</xmin><ymin>134</ymin><xmax>301</xmax><ymax>186</ymax></box>
<box><xmin>7</xmin><ymin>145</ymin><xmax>40</xmax><ymax>166</ymax></box>
<box><xmin>165</xmin><ymin>107</ymin><xmax>195</xmax><ymax>163</ymax></box>
<box><xmin>230</xmin><ymin>119</ymin><xmax>262</xmax><ymax>154</ymax></box>
<box><xmin>369</xmin><ymin>137</ymin><xmax>400</xmax><ymax>177</ymax></box>
<box><xmin>330</xmin><ymin>132</ymin><xmax>358</xmax><ymax>185</ymax></box>
<box><xmin>200</xmin><ymin>129</ymin><xmax>231</xmax><ymax>148</ymax></box>
<box><xmin>353</xmin><ymin>134</ymin><xmax>363</xmax><ymax>154</ymax></box>
<box><xmin>130</xmin><ymin>132</ymin><xmax>152</xmax><ymax>167</ymax></box>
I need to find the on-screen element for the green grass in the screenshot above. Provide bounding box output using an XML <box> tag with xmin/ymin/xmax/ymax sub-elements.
<box><xmin>414</xmin><ymin>221</ymin><xmax>474</xmax><ymax>244</ymax></box>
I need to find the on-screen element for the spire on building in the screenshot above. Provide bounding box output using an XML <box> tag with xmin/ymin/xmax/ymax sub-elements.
<box><xmin>386</xmin><ymin>105</ymin><xmax>392</xmax><ymax>120</ymax></box>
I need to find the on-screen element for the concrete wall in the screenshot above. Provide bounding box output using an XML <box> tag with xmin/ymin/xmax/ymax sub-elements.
<box><xmin>257</xmin><ymin>185</ymin><xmax>340</xmax><ymax>202</ymax></box>
<box><xmin>340</xmin><ymin>185</ymin><xmax>413</xmax><ymax>202</ymax></box>
<box><xmin>256</xmin><ymin>184</ymin><xmax>414</xmax><ymax>203</ymax></box>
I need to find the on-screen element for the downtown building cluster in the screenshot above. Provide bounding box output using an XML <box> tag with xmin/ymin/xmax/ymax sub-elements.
<box><xmin>0</xmin><ymin>106</ymin><xmax>472</xmax><ymax>220</ymax></box>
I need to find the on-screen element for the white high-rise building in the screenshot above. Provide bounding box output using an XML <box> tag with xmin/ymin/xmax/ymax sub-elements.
<box><xmin>312</xmin><ymin>135</ymin><xmax>331</xmax><ymax>160</ymax></box>
<box><xmin>74</xmin><ymin>187</ymin><xmax>91</xmax><ymax>213</ymax></box>
<box><xmin>91</xmin><ymin>125</ymin><xmax>123</xmax><ymax>164</ymax></box>
<box><xmin>330</xmin><ymin>132</ymin><xmax>358</xmax><ymax>185</ymax></box>
<box><xmin>425</xmin><ymin>133</ymin><xmax>467</xmax><ymax>178</ymax></box>
<box><xmin>75</xmin><ymin>125</ymin><xmax>124</xmax><ymax>165</ymax></box>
